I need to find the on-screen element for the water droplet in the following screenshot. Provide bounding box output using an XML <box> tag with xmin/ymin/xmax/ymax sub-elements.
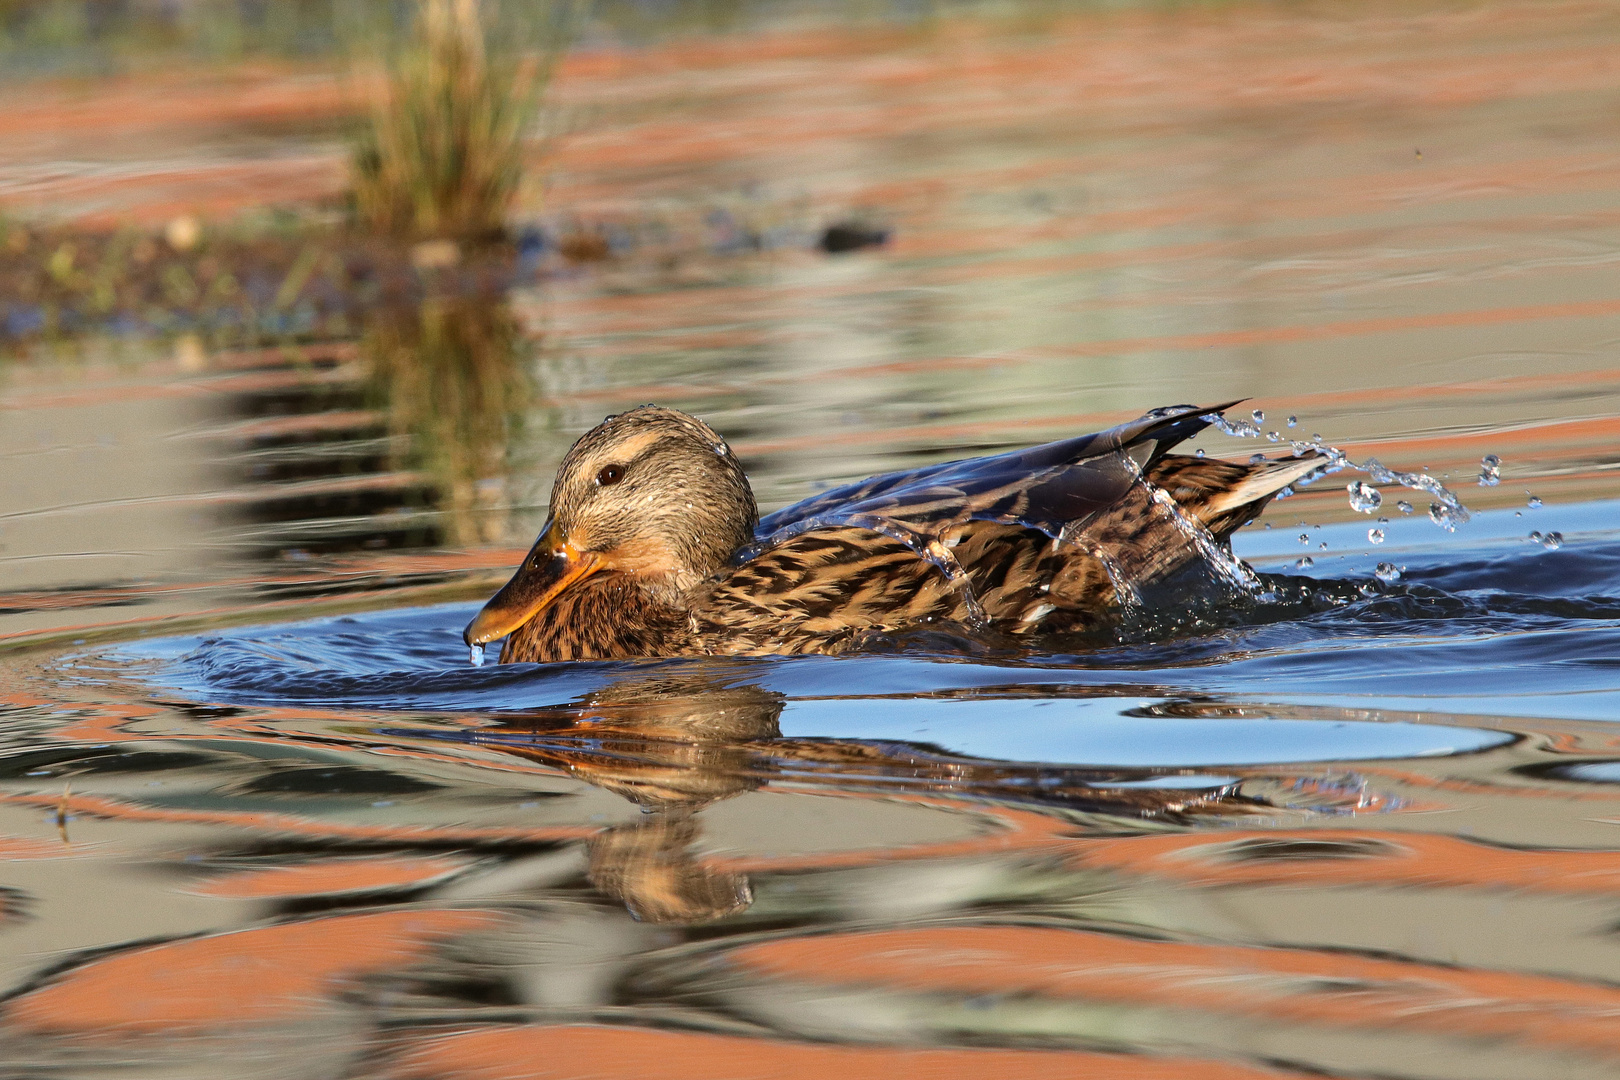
<box><xmin>1299</xmin><ymin>533</ymin><xmax>1311</xmax><ymax>545</ymax></box>
<box><xmin>1319</xmin><ymin>541</ymin><xmax>1328</xmax><ymax>549</ymax></box>
<box><xmin>1428</xmin><ymin>502</ymin><xmax>1467</xmax><ymax>532</ymax></box>
<box><xmin>1347</xmin><ymin>481</ymin><xmax>1382</xmax><ymax>513</ymax></box>
<box><xmin>1295</xmin><ymin>556</ymin><xmax>1314</xmax><ymax>569</ymax></box>
<box><xmin>1263</xmin><ymin>522</ymin><xmax>1272</xmax><ymax>529</ymax></box>
<box><xmin>1311</xmin><ymin>433</ymin><xmax>1322</xmax><ymax>442</ymax></box>
<box><xmin>1275</xmin><ymin>485</ymin><xmax>1295</xmax><ymax>499</ymax></box>
<box><xmin>1397</xmin><ymin>500</ymin><xmax>1414</xmax><ymax>514</ymax></box>
<box><xmin>1529</xmin><ymin>530</ymin><xmax>1542</xmax><ymax>542</ymax></box>
<box><xmin>469</xmin><ymin>643</ymin><xmax>485</xmax><ymax>667</ymax></box>
<box><xmin>1377</xmin><ymin>516</ymin><xmax>1389</xmax><ymax>524</ymax></box>
<box><xmin>1203</xmin><ymin>412</ymin><xmax>1261</xmax><ymax>438</ymax></box>
<box><xmin>1527</xmin><ymin>494</ymin><xmax>1542</xmax><ymax>509</ymax></box>
<box><xmin>1368</xmin><ymin>528</ymin><xmax>1385</xmax><ymax>543</ymax></box>
<box><xmin>1194</xmin><ymin>447</ymin><xmax>1205</xmax><ymax>458</ymax></box>
<box><xmin>1251</xmin><ymin>409</ymin><xmax>1265</xmax><ymax>424</ymax></box>
<box><xmin>1374</xmin><ymin>561</ymin><xmax>1401</xmax><ymax>583</ymax></box>
<box><xmin>1541</xmin><ymin>531</ymin><xmax>1564</xmax><ymax>551</ymax></box>
<box><xmin>1286</xmin><ymin>415</ymin><xmax>1298</xmax><ymax>427</ymax></box>
<box><xmin>1249</xmin><ymin>453</ymin><xmax>1266</xmax><ymax>464</ymax></box>
<box><xmin>1478</xmin><ymin>453</ymin><xmax>1501</xmax><ymax>487</ymax></box>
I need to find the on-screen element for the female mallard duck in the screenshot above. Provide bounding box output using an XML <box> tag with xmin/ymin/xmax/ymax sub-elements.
<box><xmin>465</xmin><ymin>403</ymin><xmax>1321</xmax><ymax>662</ymax></box>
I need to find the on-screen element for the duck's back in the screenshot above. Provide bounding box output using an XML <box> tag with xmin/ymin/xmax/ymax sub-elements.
<box><xmin>691</xmin><ymin>405</ymin><xmax>1322</xmax><ymax>655</ymax></box>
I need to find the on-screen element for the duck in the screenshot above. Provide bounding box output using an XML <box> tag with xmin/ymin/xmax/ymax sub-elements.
<box><xmin>464</xmin><ymin>403</ymin><xmax>1322</xmax><ymax>663</ymax></box>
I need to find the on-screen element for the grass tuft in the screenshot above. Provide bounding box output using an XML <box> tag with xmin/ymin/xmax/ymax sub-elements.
<box><xmin>351</xmin><ymin>0</ymin><xmax>561</xmax><ymax>243</ymax></box>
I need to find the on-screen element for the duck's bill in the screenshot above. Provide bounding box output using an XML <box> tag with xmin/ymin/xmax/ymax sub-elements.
<box><xmin>464</xmin><ymin>520</ymin><xmax>603</xmax><ymax>647</ymax></box>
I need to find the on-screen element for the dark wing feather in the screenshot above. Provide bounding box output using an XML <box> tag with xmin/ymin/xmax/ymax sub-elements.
<box><xmin>749</xmin><ymin>402</ymin><xmax>1239</xmax><ymax>554</ymax></box>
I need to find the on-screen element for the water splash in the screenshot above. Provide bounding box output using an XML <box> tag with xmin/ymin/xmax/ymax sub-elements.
<box><xmin>1205</xmin><ymin>413</ymin><xmax>1263</xmax><ymax>439</ymax></box>
<box><xmin>1348</xmin><ymin>481</ymin><xmax>1382</xmax><ymax>513</ymax></box>
<box><xmin>1205</xmin><ymin>410</ymin><xmax>1474</xmax><ymax>532</ymax></box>
<box><xmin>1092</xmin><ymin>545</ymin><xmax>1144</xmax><ymax>613</ymax></box>
<box><xmin>1429</xmin><ymin>503</ymin><xmax>1467</xmax><ymax>532</ymax></box>
<box><xmin>1146</xmin><ymin>483</ymin><xmax>1262</xmax><ymax>593</ymax></box>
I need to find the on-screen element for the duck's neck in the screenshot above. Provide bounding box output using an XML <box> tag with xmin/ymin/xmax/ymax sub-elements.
<box><xmin>499</xmin><ymin>573</ymin><xmax>687</xmax><ymax>663</ymax></box>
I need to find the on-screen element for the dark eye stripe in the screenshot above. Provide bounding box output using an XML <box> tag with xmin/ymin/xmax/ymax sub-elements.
<box><xmin>597</xmin><ymin>464</ymin><xmax>625</xmax><ymax>486</ymax></box>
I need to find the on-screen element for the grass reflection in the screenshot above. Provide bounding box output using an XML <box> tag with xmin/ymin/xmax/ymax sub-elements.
<box><xmin>363</xmin><ymin>295</ymin><xmax>533</xmax><ymax>548</ymax></box>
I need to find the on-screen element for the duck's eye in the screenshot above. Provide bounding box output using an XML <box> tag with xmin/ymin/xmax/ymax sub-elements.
<box><xmin>596</xmin><ymin>464</ymin><xmax>625</xmax><ymax>486</ymax></box>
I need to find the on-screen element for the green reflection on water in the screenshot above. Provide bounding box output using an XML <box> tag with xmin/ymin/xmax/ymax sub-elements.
<box><xmin>364</xmin><ymin>295</ymin><xmax>535</xmax><ymax>548</ymax></box>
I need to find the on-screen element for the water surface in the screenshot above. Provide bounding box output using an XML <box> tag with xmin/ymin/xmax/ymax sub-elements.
<box><xmin>6</xmin><ymin>3</ymin><xmax>1620</xmax><ymax>1078</ymax></box>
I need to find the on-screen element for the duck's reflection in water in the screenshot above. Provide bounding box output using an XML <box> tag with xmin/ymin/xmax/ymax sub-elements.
<box><xmin>461</xmin><ymin>667</ymin><xmax>1233</xmax><ymax>923</ymax></box>
<box><xmin>478</xmin><ymin>676</ymin><xmax>780</xmax><ymax>923</ymax></box>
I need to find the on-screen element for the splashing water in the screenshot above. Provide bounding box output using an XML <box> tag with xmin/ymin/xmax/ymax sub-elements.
<box><xmin>1203</xmin><ymin>411</ymin><xmax>1473</xmax><ymax>532</ymax></box>
<box><xmin>1146</xmin><ymin>483</ymin><xmax>1262</xmax><ymax>593</ymax></box>
<box><xmin>1374</xmin><ymin>561</ymin><xmax>1401</xmax><ymax>582</ymax></box>
<box><xmin>1091</xmin><ymin>545</ymin><xmax>1144</xmax><ymax>613</ymax></box>
<box><xmin>1479</xmin><ymin>454</ymin><xmax>1501</xmax><ymax>487</ymax></box>
<box><xmin>924</xmin><ymin>536</ymin><xmax>989</xmax><ymax>626</ymax></box>
<box><xmin>469</xmin><ymin>643</ymin><xmax>485</xmax><ymax>667</ymax></box>
<box><xmin>1348</xmin><ymin>481</ymin><xmax>1382</xmax><ymax>513</ymax></box>
<box><xmin>1429</xmin><ymin>503</ymin><xmax>1468</xmax><ymax>532</ymax></box>
<box><xmin>1205</xmin><ymin>413</ymin><xmax>1263</xmax><ymax>439</ymax></box>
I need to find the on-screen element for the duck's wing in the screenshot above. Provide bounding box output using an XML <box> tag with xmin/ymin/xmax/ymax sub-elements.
<box><xmin>747</xmin><ymin>402</ymin><xmax>1241</xmax><ymax>556</ymax></box>
<box><xmin>691</xmin><ymin>405</ymin><xmax>1277</xmax><ymax>652</ymax></box>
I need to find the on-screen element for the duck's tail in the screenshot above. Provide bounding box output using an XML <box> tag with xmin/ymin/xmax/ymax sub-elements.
<box><xmin>1146</xmin><ymin>452</ymin><xmax>1327</xmax><ymax>541</ymax></box>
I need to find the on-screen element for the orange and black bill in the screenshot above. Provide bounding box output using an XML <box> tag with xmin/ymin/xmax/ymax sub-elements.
<box><xmin>463</xmin><ymin>519</ymin><xmax>602</xmax><ymax>647</ymax></box>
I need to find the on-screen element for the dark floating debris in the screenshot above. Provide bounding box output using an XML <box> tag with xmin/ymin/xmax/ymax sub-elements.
<box><xmin>819</xmin><ymin>221</ymin><xmax>890</xmax><ymax>254</ymax></box>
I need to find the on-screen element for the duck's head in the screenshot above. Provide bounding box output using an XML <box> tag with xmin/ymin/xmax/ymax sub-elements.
<box><xmin>464</xmin><ymin>406</ymin><xmax>756</xmax><ymax>649</ymax></box>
